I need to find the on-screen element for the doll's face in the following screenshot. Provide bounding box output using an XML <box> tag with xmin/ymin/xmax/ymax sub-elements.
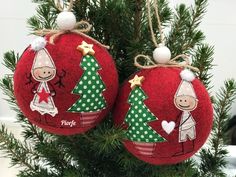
<box><xmin>32</xmin><ymin>66</ymin><xmax>56</xmax><ymax>82</ymax></box>
<box><xmin>174</xmin><ymin>95</ymin><xmax>198</xmax><ymax>111</ymax></box>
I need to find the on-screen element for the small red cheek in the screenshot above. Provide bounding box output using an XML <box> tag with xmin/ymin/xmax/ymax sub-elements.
<box><xmin>189</xmin><ymin>100</ymin><xmax>196</xmax><ymax>107</ymax></box>
<box><xmin>33</xmin><ymin>71</ymin><xmax>41</xmax><ymax>78</ymax></box>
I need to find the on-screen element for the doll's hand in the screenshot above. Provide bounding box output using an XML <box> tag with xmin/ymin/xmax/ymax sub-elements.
<box><xmin>51</xmin><ymin>91</ymin><xmax>56</xmax><ymax>97</ymax></box>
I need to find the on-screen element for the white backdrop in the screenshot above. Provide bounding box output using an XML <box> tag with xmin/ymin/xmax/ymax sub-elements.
<box><xmin>0</xmin><ymin>0</ymin><xmax>236</xmax><ymax>119</ymax></box>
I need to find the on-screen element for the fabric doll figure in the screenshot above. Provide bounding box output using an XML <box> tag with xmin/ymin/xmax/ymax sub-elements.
<box><xmin>30</xmin><ymin>48</ymin><xmax>58</xmax><ymax>117</ymax></box>
<box><xmin>174</xmin><ymin>74</ymin><xmax>198</xmax><ymax>156</ymax></box>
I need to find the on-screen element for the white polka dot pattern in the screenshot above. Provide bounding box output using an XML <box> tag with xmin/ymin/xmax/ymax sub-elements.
<box><xmin>68</xmin><ymin>55</ymin><xmax>106</xmax><ymax>113</ymax></box>
<box><xmin>125</xmin><ymin>87</ymin><xmax>165</xmax><ymax>143</ymax></box>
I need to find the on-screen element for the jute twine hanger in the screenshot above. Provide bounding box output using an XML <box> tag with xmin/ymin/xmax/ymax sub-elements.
<box><xmin>34</xmin><ymin>0</ymin><xmax>109</xmax><ymax>49</ymax></box>
<box><xmin>134</xmin><ymin>0</ymin><xmax>199</xmax><ymax>72</ymax></box>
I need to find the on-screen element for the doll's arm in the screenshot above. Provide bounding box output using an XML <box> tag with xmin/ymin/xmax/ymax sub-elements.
<box><xmin>48</xmin><ymin>82</ymin><xmax>56</xmax><ymax>97</ymax></box>
<box><xmin>54</xmin><ymin>69</ymin><xmax>66</xmax><ymax>88</ymax></box>
<box><xmin>174</xmin><ymin>112</ymin><xmax>183</xmax><ymax>129</ymax></box>
<box><xmin>31</xmin><ymin>83</ymin><xmax>39</xmax><ymax>94</ymax></box>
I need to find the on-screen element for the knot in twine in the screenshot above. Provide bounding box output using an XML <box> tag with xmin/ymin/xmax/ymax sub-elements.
<box><xmin>134</xmin><ymin>54</ymin><xmax>199</xmax><ymax>72</ymax></box>
<box><xmin>134</xmin><ymin>0</ymin><xmax>199</xmax><ymax>72</ymax></box>
<box><xmin>34</xmin><ymin>0</ymin><xmax>109</xmax><ymax>49</ymax></box>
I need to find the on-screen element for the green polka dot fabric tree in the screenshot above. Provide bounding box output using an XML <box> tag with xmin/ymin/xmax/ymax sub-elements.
<box><xmin>125</xmin><ymin>75</ymin><xmax>165</xmax><ymax>156</ymax></box>
<box><xmin>68</xmin><ymin>54</ymin><xmax>106</xmax><ymax>126</ymax></box>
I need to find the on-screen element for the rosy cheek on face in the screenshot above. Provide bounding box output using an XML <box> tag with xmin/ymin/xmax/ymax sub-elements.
<box><xmin>188</xmin><ymin>99</ymin><xmax>194</xmax><ymax>106</ymax></box>
<box><xmin>188</xmin><ymin>98</ymin><xmax>197</xmax><ymax>110</ymax></box>
<box><xmin>51</xmin><ymin>70</ymin><xmax>56</xmax><ymax>78</ymax></box>
<box><xmin>177</xmin><ymin>98</ymin><xmax>183</xmax><ymax>105</ymax></box>
<box><xmin>175</xmin><ymin>98</ymin><xmax>181</xmax><ymax>107</ymax></box>
<box><xmin>186</xmin><ymin>100</ymin><xmax>192</xmax><ymax>108</ymax></box>
<box><xmin>32</xmin><ymin>69</ymin><xmax>44</xmax><ymax>80</ymax></box>
<box><xmin>33</xmin><ymin>70</ymin><xmax>39</xmax><ymax>77</ymax></box>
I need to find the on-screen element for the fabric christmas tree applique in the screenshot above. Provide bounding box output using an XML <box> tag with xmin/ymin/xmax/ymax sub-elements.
<box><xmin>67</xmin><ymin>41</ymin><xmax>107</xmax><ymax>127</ymax></box>
<box><xmin>124</xmin><ymin>75</ymin><xmax>166</xmax><ymax>157</ymax></box>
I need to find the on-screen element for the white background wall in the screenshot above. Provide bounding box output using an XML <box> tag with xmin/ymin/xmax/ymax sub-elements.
<box><xmin>0</xmin><ymin>0</ymin><xmax>236</xmax><ymax>120</ymax></box>
<box><xmin>0</xmin><ymin>0</ymin><xmax>36</xmax><ymax>119</ymax></box>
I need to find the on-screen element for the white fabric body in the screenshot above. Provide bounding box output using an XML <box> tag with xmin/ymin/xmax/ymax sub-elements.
<box><xmin>30</xmin><ymin>82</ymin><xmax>58</xmax><ymax>117</ymax></box>
<box><xmin>179</xmin><ymin>126</ymin><xmax>196</xmax><ymax>142</ymax></box>
<box><xmin>179</xmin><ymin>111</ymin><xmax>196</xmax><ymax>142</ymax></box>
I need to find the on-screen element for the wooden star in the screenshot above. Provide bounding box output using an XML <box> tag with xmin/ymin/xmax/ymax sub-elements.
<box><xmin>77</xmin><ymin>41</ymin><xmax>95</xmax><ymax>56</ymax></box>
<box><xmin>129</xmin><ymin>75</ymin><xmax>145</xmax><ymax>89</ymax></box>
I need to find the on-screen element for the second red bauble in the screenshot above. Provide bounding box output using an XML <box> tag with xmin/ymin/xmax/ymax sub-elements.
<box><xmin>113</xmin><ymin>67</ymin><xmax>213</xmax><ymax>165</ymax></box>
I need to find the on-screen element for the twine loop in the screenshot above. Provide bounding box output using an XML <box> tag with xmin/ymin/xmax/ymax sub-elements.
<box><xmin>34</xmin><ymin>0</ymin><xmax>109</xmax><ymax>49</ymax></box>
<box><xmin>134</xmin><ymin>54</ymin><xmax>199</xmax><ymax>72</ymax></box>
<box><xmin>134</xmin><ymin>0</ymin><xmax>199</xmax><ymax>72</ymax></box>
<box><xmin>56</xmin><ymin>0</ymin><xmax>74</xmax><ymax>12</ymax></box>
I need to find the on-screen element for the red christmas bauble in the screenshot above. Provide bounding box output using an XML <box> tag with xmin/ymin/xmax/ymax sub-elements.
<box><xmin>113</xmin><ymin>67</ymin><xmax>213</xmax><ymax>165</ymax></box>
<box><xmin>14</xmin><ymin>33</ymin><xmax>118</xmax><ymax>135</ymax></box>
